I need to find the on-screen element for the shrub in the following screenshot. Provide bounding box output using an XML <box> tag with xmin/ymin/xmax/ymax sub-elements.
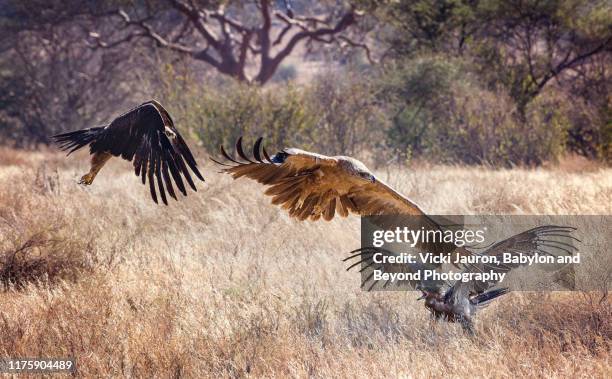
<box><xmin>562</xmin><ymin>96</ymin><xmax>610</xmax><ymax>161</ymax></box>
<box><xmin>380</xmin><ymin>56</ymin><xmax>462</xmax><ymax>162</ymax></box>
<box><xmin>380</xmin><ymin>55</ymin><xmax>568</xmax><ymax>166</ymax></box>
<box><xmin>303</xmin><ymin>70</ymin><xmax>387</xmax><ymax>156</ymax></box>
<box><xmin>157</xmin><ymin>64</ymin><xmax>384</xmax><ymax>157</ymax></box>
<box><xmin>154</xmin><ymin>64</ymin><xmax>312</xmax><ymax>151</ymax></box>
<box><xmin>438</xmin><ymin>85</ymin><xmax>568</xmax><ymax>166</ymax></box>
<box><xmin>155</xmin><ymin>57</ymin><xmax>587</xmax><ymax>167</ymax></box>
<box><xmin>0</xmin><ymin>208</ymin><xmax>93</xmax><ymax>290</ymax></box>
<box><xmin>435</xmin><ymin>85</ymin><xmax>522</xmax><ymax>165</ymax></box>
<box><xmin>521</xmin><ymin>92</ymin><xmax>570</xmax><ymax>165</ymax></box>
<box><xmin>0</xmin><ymin>229</ymin><xmax>90</xmax><ymax>290</ymax></box>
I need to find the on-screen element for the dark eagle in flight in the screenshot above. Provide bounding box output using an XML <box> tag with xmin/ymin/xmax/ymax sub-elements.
<box><xmin>52</xmin><ymin>100</ymin><xmax>204</xmax><ymax>205</ymax></box>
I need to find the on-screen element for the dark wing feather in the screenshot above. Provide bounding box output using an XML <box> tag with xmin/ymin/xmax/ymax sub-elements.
<box><xmin>152</xmin><ymin>133</ymin><xmax>168</xmax><ymax>205</ymax></box>
<box><xmin>151</xmin><ymin>100</ymin><xmax>205</xmax><ymax>183</ymax></box>
<box><xmin>160</xmin><ymin>147</ymin><xmax>177</xmax><ymax>200</ymax></box>
<box><xmin>148</xmin><ymin>146</ymin><xmax>157</xmax><ymax>204</ymax></box>
<box><xmin>140</xmin><ymin>139</ymin><xmax>149</xmax><ymax>185</ymax></box>
<box><xmin>449</xmin><ymin>225</ymin><xmax>578</xmax><ymax>297</ymax></box>
<box><xmin>63</xmin><ymin>101</ymin><xmax>204</xmax><ymax>204</ymax></box>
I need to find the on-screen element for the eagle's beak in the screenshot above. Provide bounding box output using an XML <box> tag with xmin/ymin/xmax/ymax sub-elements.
<box><xmin>417</xmin><ymin>291</ymin><xmax>427</xmax><ymax>301</ymax></box>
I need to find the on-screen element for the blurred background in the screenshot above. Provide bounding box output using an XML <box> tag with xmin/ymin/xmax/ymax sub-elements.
<box><xmin>0</xmin><ymin>0</ymin><xmax>610</xmax><ymax>166</ymax></box>
<box><xmin>0</xmin><ymin>2</ymin><xmax>610</xmax><ymax>376</ymax></box>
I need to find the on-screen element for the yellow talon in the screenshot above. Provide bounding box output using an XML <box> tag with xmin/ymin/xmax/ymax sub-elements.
<box><xmin>79</xmin><ymin>174</ymin><xmax>94</xmax><ymax>185</ymax></box>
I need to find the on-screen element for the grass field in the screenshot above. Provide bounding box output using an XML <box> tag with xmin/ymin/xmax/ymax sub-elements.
<box><xmin>0</xmin><ymin>147</ymin><xmax>610</xmax><ymax>377</ymax></box>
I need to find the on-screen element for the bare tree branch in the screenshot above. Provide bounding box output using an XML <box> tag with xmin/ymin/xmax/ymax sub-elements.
<box><xmin>534</xmin><ymin>36</ymin><xmax>612</xmax><ymax>96</ymax></box>
<box><xmin>338</xmin><ymin>35</ymin><xmax>375</xmax><ymax>64</ymax></box>
<box><xmin>257</xmin><ymin>9</ymin><xmax>358</xmax><ymax>83</ymax></box>
<box><xmin>114</xmin><ymin>9</ymin><xmax>196</xmax><ymax>54</ymax></box>
<box><xmin>85</xmin><ymin>0</ymin><xmax>369</xmax><ymax>85</ymax></box>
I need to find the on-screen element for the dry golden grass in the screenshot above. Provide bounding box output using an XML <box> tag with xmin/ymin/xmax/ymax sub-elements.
<box><xmin>0</xmin><ymin>149</ymin><xmax>610</xmax><ymax>378</ymax></box>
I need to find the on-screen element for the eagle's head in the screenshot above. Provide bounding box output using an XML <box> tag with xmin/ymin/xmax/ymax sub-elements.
<box><xmin>417</xmin><ymin>290</ymin><xmax>445</xmax><ymax>310</ymax></box>
<box><xmin>339</xmin><ymin>156</ymin><xmax>376</xmax><ymax>183</ymax></box>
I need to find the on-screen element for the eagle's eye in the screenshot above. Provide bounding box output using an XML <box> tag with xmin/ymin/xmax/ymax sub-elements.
<box><xmin>164</xmin><ymin>128</ymin><xmax>176</xmax><ymax>139</ymax></box>
<box><xmin>358</xmin><ymin>172</ymin><xmax>376</xmax><ymax>183</ymax></box>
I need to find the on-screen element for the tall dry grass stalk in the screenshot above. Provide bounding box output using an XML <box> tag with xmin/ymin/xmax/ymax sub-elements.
<box><xmin>0</xmin><ymin>149</ymin><xmax>610</xmax><ymax>377</ymax></box>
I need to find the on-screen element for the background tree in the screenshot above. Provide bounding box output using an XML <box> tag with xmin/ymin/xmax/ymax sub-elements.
<box><xmin>86</xmin><ymin>0</ymin><xmax>370</xmax><ymax>84</ymax></box>
<box><xmin>381</xmin><ymin>0</ymin><xmax>611</xmax><ymax>110</ymax></box>
<box><xmin>0</xmin><ymin>0</ymin><xmax>610</xmax><ymax>163</ymax></box>
<box><xmin>380</xmin><ymin>0</ymin><xmax>480</xmax><ymax>56</ymax></box>
<box><xmin>379</xmin><ymin>0</ymin><xmax>611</xmax><ymax>162</ymax></box>
<box><xmin>474</xmin><ymin>0</ymin><xmax>612</xmax><ymax>114</ymax></box>
<box><xmin>0</xmin><ymin>0</ymin><xmax>135</xmax><ymax>145</ymax></box>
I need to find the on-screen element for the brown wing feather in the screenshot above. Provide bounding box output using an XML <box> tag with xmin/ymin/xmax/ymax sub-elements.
<box><xmin>215</xmin><ymin>138</ymin><xmax>349</xmax><ymax>221</ymax></box>
<box><xmin>213</xmin><ymin>137</ymin><xmax>425</xmax><ymax>219</ymax></box>
<box><xmin>216</xmin><ymin>138</ymin><xmax>430</xmax><ymax>220</ymax></box>
<box><xmin>216</xmin><ymin>138</ymin><xmax>475</xmax><ymax>262</ymax></box>
<box><xmin>348</xmin><ymin>179</ymin><xmax>427</xmax><ymax>216</ymax></box>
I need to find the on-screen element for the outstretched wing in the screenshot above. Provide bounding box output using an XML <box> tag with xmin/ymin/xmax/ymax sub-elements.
<box><xmin>448</xmin><ymin>225</ymin><xmax>579</xmax><ymax>300</ymax></box>
<box><xmin>343</xmin><ymin>225</ymin><xmax>578</xmax><ymax>294</ymax></box>
<box><xmin>56</xmin><ymin>101</ymin><xmax>204</xmax><ymax>205</ymax></box>
<box><xmin>214</xmin><ymin>137</ymin><xmax>429</xmax><ymax>220</ymax></box>
<box><xmin>215</xmin><ymin>137</ymin><xmax>473</xmax><ymax>263</ymax></box>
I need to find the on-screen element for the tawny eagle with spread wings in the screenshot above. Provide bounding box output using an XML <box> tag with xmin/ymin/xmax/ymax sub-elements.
<box><xmin>215</xmin><ymin>138</ymin><xmax>579</xmax><ymax>333</ymax></box>
<box><xmin>213</xmin><ymin>137</ymin><xmax>472</xmax><ymax>264</ymax></box>
<box><xmin>214</xmin><ymin>137</ymin><xmax>430</xmax><ymax>220</ymax></box>
<box><xmin>52</xmin><ymin>100</ymin><xmax>204</xmax><ymax>205</ymax></box>
<box><xmin>214</xmin><ymin>138</ymin><xmax>578</xmax><ymax>282</ymax></box>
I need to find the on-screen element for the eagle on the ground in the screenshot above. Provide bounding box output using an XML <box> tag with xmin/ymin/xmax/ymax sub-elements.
<box><xmin>345</xmin><ymin>225</ymin><xmax>577</xmax><ymax>333</ymax></box>
<box><xmin>52</xmin><ymin>100</ymin><xmax>204</xmax><ymax>205</ymax></box>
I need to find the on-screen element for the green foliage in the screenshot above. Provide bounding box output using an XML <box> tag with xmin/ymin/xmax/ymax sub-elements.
<box><xmin>380</xmin><ymin>56</ymin><xmax>569</xmax><ymax>166</ymax></box>
<box><xmin>0</xmin><ymin>17</ymin><xmax>133</xmax><ymax>146</ymax></box>
<box><xmin>442</xmin><ymin>86</ymin><xmax>568</xmax><ymax>166</ymax></box>
<box><xmin>521</xmin><ymin>93</ymin><xmax>570</xmax><ymax>165</ymax></box>
<box><xmin>603</xmin><ymin>111</ymin><xmax>612</xmax><ymax>163</ymax></box>
<box><xmin>382</xmin><ymin>0</ymin><xmax>612</xmax><ymax>143</ymax></box>
<box><xmin>156</xmin><ymin>57</ymin><xmax>575</xmax><ymax>167</ymax></box>
<box><xmin>155</xmin><ymin>65</ymin><xmax>385</xmax><ymax>157</ymax></box>
<box><xmin>381</xmin><ymin>56</ymin><xmax>460</xmax><ymax>160</ymax></box>
<box><xmin>473</xmin><ymin>0</ymin><xmax>611</xmax><ymax>110</ymax></box>
<box><xmin>432</xmin><ymin>86</ymin><xmax>523</xmax><ymax>165</ymax></box>
<box><xmin>381</xmin><ymin>0</ymin><xmax>478</xmax><ymax>55</ymax></box>
<box><xmin>158</xmin><ymin>69</ymin><xmax>313</xmax><ymax>151</ymax></box>
<box><xmin>303</xmin><ymin>70</ymin><xmax>387</xmax><ymax>155</ymax></box>
<box><xmin>1</xmin><ymin>0</ymin><xmax>609</xmax><ymax>166</ymax></box>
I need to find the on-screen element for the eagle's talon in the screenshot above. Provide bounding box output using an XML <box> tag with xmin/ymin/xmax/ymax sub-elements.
<box><xmin>79</xmin><ymin>174</ymin><xmax>93</xmax><ymax>186</ymax></box>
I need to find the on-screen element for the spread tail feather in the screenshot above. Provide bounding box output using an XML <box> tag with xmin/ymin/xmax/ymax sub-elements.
<box><xmin>52</xmin><ymin>127</ymin><xmax>104</xmax><ymax>155</ymax></box>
